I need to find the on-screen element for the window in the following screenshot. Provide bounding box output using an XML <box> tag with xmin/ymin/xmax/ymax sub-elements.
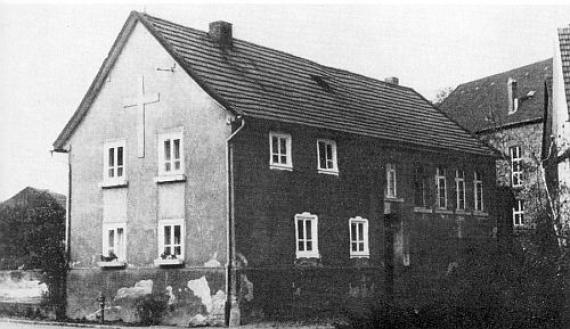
<box><xmin>436</xmin><ymin>167</ymin><xmax>447</xmax><ymax>209</ymax></box>
<box><xmin>269</xmin><ymin>132</ymin><xmax>292</xmax><ymax>170</ymax></box>
<box><xmin>455</xmin><ymin>170</ymin><xmax>466</xmax><ymax>210</ymax></box>
<box><xmin>513</xmin><ymin>200</ymin><xmax>525</xmax><ymax>227</ymax></box>
<box><xmin>349</xmin><ymin>217</ymin><xmax>369</xmax><ymax>258</ymax></box>
<box><xmin>474</xmin><ymin>171</ymin><xmax>484</xmax><ymax>211</ymax></box>
<box><xmin>103</xmin><ymin>140</ymin><xmax>126</xmax><ymax>182</ymax></box>
<box><xmin>294</xmin><ymin>212</ymin><xmax>319</xmax><ymax>258</ymax></box>
<box><xmin>317</xmin><ymin>139</ymin><xmax>338</xmax><ymax>174</ymax></box>
<box><xmin>158</xmin><ymin>219</ymin><xmax>185</xmax><ymax>261</ymax></box>
<box><xmin>509</xmin><ymin>146</ymin><xmax>523</xmax><ymax>187</ymax></box>
<box><xmin>102</xmin><ymin>223</ymin><xmax>126</xmax><ymax>262</ymax></box>
<box><xmin>158</xmin><ymin>132</ymin><xmax>184</xmax><ymax>176</ymax></box>
<box><xmin>386</xmin><ymin>163</ymin><xmax>397</xmax><ymax>198</ymax></box>
<box><xmin>414</xmin><ymin>166</ymin><xmax>427</xmax><ymax>206</ymax></box>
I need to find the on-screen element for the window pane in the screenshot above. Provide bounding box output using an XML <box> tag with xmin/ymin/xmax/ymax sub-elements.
<box><xmin>358</xmin><ymin>242</ymin><xmax>364</xmax><ymax>251</ymax></box>
<box><xmin>280</xmin><ymin>155</ymin><xmax>287</xmax><ymax>164</ymax></box>
<box><xmin>117</xmin><ymin>147</ymin><xmax>123</xmax><ymax>166</ymax></box>
<box><xmin>117</xmin><ymin>167</ymin><xmax>123</xmax><ymax>177</ymax></box>
<box><xmin>174</xmin><ymin>246</ymin><xmax>181</xmax><ymax>256</ymax></box>
<box><xmin>351</xmin><ymin>223</ymin><xmax>357</xmax><ymax>241</ymax></box>
<box><xmin>108</xmin><ymin>148</ymin><xmax>114</xmax><ymax>167</ymax></box>
<box><xmin>306</xmin><ymin>241</ymin><xmax>312</xmax><ymax>251</ymax></box>
<box><xmin>297</xmin><ymin>220</ymin><xmax>304</xmax><ymax>239</ymax></box>
<box><xmin>164</xmin><ymin>226</ymin><xmax>171</xmax><ymax>245</ymax></box>
<box><xmin>272</xmin><ymin>136</ymin><xmax>278</xmax><ymax>155</ymax></box>
<box><xmin>351</xmin><ymin>242</ymin><xmax>357</xmax><ymax>252</ymax></box>
<box><xmin>174</xmin><ymin>225</ymin><xmax>181</xmax><ymax>245</ymax></box>
<box><xmin>326</xmin><ymin>144</ymin><xmax>333</xmax><ymax>160</ymax></box>
<box><xmin>280</xmin><ymin>138</ymin><xmax>286</xmax><ymax>155</ymax></box>
<box><xmin>298</xmin><ymin>241</ymin><xmax>304</xmax><ymax>251</ymax></box>
<box><xmin>319</xmin><ymin>142</ymin><xmax>326</xmax><ymax>168</ymax></box>
<box><xmin>165</xmin><ymin>162</ymin><xmax>171</xmax><ymax>172</ymax></box>
<box><xmin>173</xmin><ymin>139</ymin><xmax>180</xmax><ymax>160</ymax></box>
<box><xmin>108</xmin><ymin>230</ymin><xmax>114</xmax><ymax>249</ymax></box>
<box><xmin>327</xmin><ymin>160</ymin><xmax>334</xmax><ymax>169</ymax></box>
<box><xmin>273</xmin><ymin>155</ymin><xmax>279</xmax><ymax>163</ymax></box>
<box><xmin>165</xmin><ymin>246</ymin><xmax>171</xmax><ymax>255</ymax></box>
<box><xmin>108</xmin><ymin>169</ymin><xmax>114</xmax><ymax>178</ymax></box>
<box><xmin>164</xmin><ymin>140</ymin><xmax>171</xmax><ymax>161</ymax></box>
<box><xmin>305</xmin><ymin>220</ymin><xmax>312</xmax><ymax>240</ymax></box>
<box><xmin>358</xmin><ymin>223</ymin><xmax>363</xmax><ymax>241</ymax></box>
<box><xmin>174</xmin><ymin>161</ymin><xmax>180</xmax><ymax>170</ymax></box>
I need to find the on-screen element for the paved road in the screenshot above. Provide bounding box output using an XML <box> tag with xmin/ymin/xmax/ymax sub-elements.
<box><xmin>0</xmin><ymin>323</ymin><xmax>67</xmax><ymax>329</ymax></box>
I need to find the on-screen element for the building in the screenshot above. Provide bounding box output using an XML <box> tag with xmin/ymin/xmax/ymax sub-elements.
<box><xmin>439</xmin><ymin>59</ymin><xmax>553</xmax><ymax>231</ymax></box>
<box><xmin>52</xmin><ymin>11</ymin><xmax>499</xmax><ymax>325</ymax></box>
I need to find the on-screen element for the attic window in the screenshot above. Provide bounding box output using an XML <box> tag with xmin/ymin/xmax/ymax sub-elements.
<box><xmin>310</xmin><ymin>75</ymin><xmax>333</xmax><ymax>93</ymax></box>
<box><xmin>507</xmin><ymin>78</ymin><xmax>519</xmax><ymax>115</ymax></box>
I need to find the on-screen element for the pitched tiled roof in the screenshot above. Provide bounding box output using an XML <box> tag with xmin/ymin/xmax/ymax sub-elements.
<box><xmin>54</xmin><ymin>11</ymin><xmax>495</xmax><ymax>156</ymax></box>
<box><xmin>439</xmin><ymin>59</ymin><xmax>552</xmax><ymax>133</ymax></box>
<box><xmin>558</xmin><ymin>25</ymin><xmax>570</xmax><ymax>114</ymax></box>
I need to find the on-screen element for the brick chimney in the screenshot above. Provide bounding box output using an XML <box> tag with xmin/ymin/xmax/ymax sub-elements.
<box><xmin>507</xmin><ymin>77</ymin><xmax>518</xmax><ymax>114</ymax></box>
<box><xmin>385</xmin><ymin>77</ymin><xmax>399</xmax><ymax>85</ymax></box>
<box><xmin>209</xmin><ymin>21</ymin><xmax>233</xmax><ymax>48</ymax></box>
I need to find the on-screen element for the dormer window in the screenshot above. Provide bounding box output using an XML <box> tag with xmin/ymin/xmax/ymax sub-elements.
<box><xmin>507</xmin><ymin>77</ymin><xmax>518</xmax><ymax>115</ymax></box>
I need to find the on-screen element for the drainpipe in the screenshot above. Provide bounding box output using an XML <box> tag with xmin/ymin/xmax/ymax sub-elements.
<box><xmin>225</xmin><ymin>116</ymin><xmax>245</xmax><ymax>326</ymax></box>
<box><xmin>52</xmin><ymin>146</ymin><xmax>72</xmax><ymax>262</ymax></box>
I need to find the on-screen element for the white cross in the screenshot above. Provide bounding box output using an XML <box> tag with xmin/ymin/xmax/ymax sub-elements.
<box><xmin>123</xmin><ymin>75</ymin><xmax>160</xmax><ymax>158</ymax></box>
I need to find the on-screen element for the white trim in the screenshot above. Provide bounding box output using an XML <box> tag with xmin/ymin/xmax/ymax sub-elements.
<box><xmin>474</xmin><ymin>171</ymin><xmax>484</xmax><ymax>212</ymax></box>
<box><xmin>269</xmin><ymin>132</ymin><xmax>293</xmax><ymax>170</ymax></box>
<box><xmin>436</xmin><ymin>166</ymin><xmax>447</xmax><ymax>209</ymax></box>
<box><xmin>157</xmin><ymin>218</ymin><xmax>185</xmax><ymax>261</ymax></box>
<box><xmin>154</xmin><ymin>174</ymin><xmax>186</xmax><ymax>183</ymax></box>
<box><xmin>509</xmin><ymin>146</ymin><xmax>523</xmax><ymax>188</ymax></box>
<box><xmin>102</xmin><ymin>222</ymin><xmax>127</xmax><ymax>262</ymax></box>
<box><xmin>294</xmin><ymin>212</ymin><xmax>319</xmax><ymax>258</ymax></box>
<box><xmin>158</xmin><ymin>131</ymin><xmax>184</xmax><ymax>177</ymax></box>
<box><xmin>385</xmin><ymin>163</ymin><xmax>397</xmax><ymax>198</ymax></box>
<box><xmin>349</xmin><ymin>216</ymin><xmax>369</xmax><ymax>258</ymax></box>
<box><xmin>102</xmin><ymin>139</ymin><xmax>126</xmax><ymax>186</ymax></box>
<box><xmin>455</xmin><ymin>170</ymin><xmax>466</xmax><ymax>211</ymax></box>
<box><xmin>513</xmin><ymin>199</ymin><xmax>525</xmax><ymax>227</ymax></box>
<box><xmin>316</xmin><ymin>139</ymin><xmax>339</xmax><ymax>175</ymax></box>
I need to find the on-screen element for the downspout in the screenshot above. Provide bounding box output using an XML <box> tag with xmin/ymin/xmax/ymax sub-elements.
<box><xmin>225</xmin><ymin>116</ymin><xmax>245</xmax><ymax>326</ymax></box>
<box><xmin>52</xmin><ymin>146</ymin><xmax>72</xmax><ymax>262</ymax></box>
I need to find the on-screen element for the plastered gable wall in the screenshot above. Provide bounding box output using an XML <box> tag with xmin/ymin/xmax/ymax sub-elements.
<box><xmin>67</xmin><ymin>22</ymin><xmax>231</xmax><ymax>268</ymax></box>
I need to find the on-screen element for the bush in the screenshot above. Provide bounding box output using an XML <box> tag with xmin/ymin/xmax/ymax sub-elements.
<box><xmin>134</xmin><ymin>294</ymin><xmax>168</xmax><ymax>325</ymax></box>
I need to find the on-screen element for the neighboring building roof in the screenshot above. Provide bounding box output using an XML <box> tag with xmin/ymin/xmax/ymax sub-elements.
<box><xmin>558</xmin><ymin>25</ymin><xmax>570</xmax><ymax>114</ymax></box>
<box><xmin>0</xmin><ymin>187</ymin><xmax>66</xmax><ymax>210</ymax></box>
<box><xmin>439</xmin><ymin>59</ymin><xmax>552</xmax><ymax>133</ymax></box>
<box><xmin>53</xmin><ymin>11</ymin><xmax>495</xmax><ymax>156</ymax></box>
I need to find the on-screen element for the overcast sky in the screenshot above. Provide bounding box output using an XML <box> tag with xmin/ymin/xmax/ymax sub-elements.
<box><xmin>0</xmin><ymin>3</ymin><xmax>569</xmax><ymax>201</ymax></box>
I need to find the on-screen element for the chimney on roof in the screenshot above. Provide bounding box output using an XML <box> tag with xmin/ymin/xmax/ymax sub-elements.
<box><xmin>385</xmin><ymin>77</ymin><xmax>399</xmax><ymax>85</ymax></box>
<box><xmin>209</xmin><ymin>21</ymin><xmax>233</xmax><ymax>48</ymax></box>
<box><xmin>507</xmin><ymin>77</ymin><xmax>518</xmax><ymax>114</ymax></box>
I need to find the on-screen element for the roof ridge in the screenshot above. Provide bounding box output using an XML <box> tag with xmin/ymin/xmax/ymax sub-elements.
<box><xmin>456</xmin><ymin>58</ymin><xmax>552</xmax><ymax>88</ymax></box>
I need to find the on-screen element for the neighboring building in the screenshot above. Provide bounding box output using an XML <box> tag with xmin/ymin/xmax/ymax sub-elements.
<box><xmin>53</xmin><ymin>12</ymin><xmax>498</xmax><ymax>325</ymax></box>
<box><xmin>440</xmin><ymin>59</ymin><xmax>553</xmax><ymax>231</ymax></box>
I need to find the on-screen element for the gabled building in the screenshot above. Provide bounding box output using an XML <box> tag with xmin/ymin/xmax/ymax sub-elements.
<box><xmin>440</xmin><ymin>59</ymin><xmax>553</xmax><ymax>230</ymax></box>
<box><xmin>53</xmin><ymin>11</ymin><xmax>499</xmax><ymax>325</ymax></box>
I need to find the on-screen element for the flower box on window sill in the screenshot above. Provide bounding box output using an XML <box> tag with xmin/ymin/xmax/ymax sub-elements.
<box><xmin>98</xmin><ymin>179</ymin><xmax>128</xmax><ymax>189</ymax></box>
<box><xmin>413</xmin><ymin>207</ymin><xmax>432</xmax><ymax>214</ymax></box>
<box><xmin>97</xmin><ymin>260</ymin><xmax>126</xmax><ymax>268</ymax></box>
<box><xmin>154</xmin><ymin>258</ymin><xmax>184</xmax><ymax>266</ymax></box>
<box><xmin>269</xmin><ymin>164</ymin><xmax>293</xmax><ymax>171</ymax></box>
<box><xmin>154</xmin><ymin>174</ymin><xmax>186</xmax><ymax>184</ymax></box>
<box><xmin>317</xmin><ymin>169</ymin><xmax>339</xmax><ymax>176</ymax></box>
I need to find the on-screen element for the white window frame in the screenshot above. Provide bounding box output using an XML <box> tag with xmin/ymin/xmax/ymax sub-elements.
<box><xmin>294</xmin><ymin>212</ymin><xmax>319</xmax><ymax>258</ymax></box>
<box><xmin>103</xmin><ymin>140</ymin><xmax>126</xmax><ymax>184</ymax></box>
<box><xmin>509</xmin><ymin>146</ymin><xmax>523</xmax><ymax>188</ymax></box>
<box><xmin>436</xmin><ymin>167</ymin><xmax>447</xmax><ymax>209</ymax></box>
<box><xmin>513</xmin><ymin>200</ymin><xmax>525</xmax><ymax>227</ymax></box>
<box><xmin>349</xmin><ymin>217</ymin><xmax>369</xmax><ymax>258</ymax></box>
<box><xmin>385</xmin><ymin>163</ymin><xmax>397</xmax><ymax>198</ymax></box>
<box><xmin>102</xmin><ymin>222</ymin><xmax>127</xmax><ymax>262</ymax></box>
<box><xmin>158</xmin><ymin>131</ymin><xmax>184</xmax><ymax>177</ymax></box>
<box><xmin>317</xmin><ymin>139</ymin><xmax>338</xmax><ymax>175</ymax></box>
<box><xmin>414</xmin><ymin>166</ymin><xmax>427</xmax><ymax>207</ymax></box>
<box><xmin>474</xmin><ymin>171</ymin><xmax>484</xmax><ymax>212</ymax></box>
<box><xmin>269</xmin><ymin>132</ymin><xmax>293</xmax><ymax>170</ymax></box>
<box><xmin>455</xmin><ymin>170</ymin><xmax>466</xmax><ymax>210</ymax></box>
<box><xmin>157</xmin><ymin>219</ymin><xmax>186</xmax><ymax>261</ymax></box>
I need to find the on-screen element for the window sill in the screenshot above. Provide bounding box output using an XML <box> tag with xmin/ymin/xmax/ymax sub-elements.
<box><xmin>154</xmin><ymin>174</ymin><xmax>186</xmax><ymax>183</ymax></box>
<box><xmin>317</xmin><ymin>169</ymin><xmax>339</xmax><ymax>176</ymax></box>
<box><xmin>97</xmin><ymin>261</ymin><xmax>126</xmax><ymax>268</ymax></box>
<box><xmin>384</xmin><ymin>197</ymin><xmax>404</xmax><ymax>203</ymax></box>
<box><xmin>154</xmin><ymin>258</ymin><xmax>184</xmax><ymax>266</ymax></box>
<box><xmin>98</xmin><ymin>180</ymin><xmax>128</xmax><ymax>189</ymax></box>
<box><xmin>350</xmin><ymin>254</ymin><xmax>370</xmax><ymax>259</ymax></box>
<box><xmin>295</xmin><ymin>253</ymin><xmax>320</xmax><ymax>259</ymax></box>
<box><xmin>270</xmin><ymin>164</ymin><xmax>293</xmax><ymax>171</ymax></box>
<box><xmin>435</xmin><ymin>209</ymin><xmax>453</xmax><ymax>214</ymax></box>
<box><xmin>455</xmin><ymin>209</ymin><xmax>469</xmax><ymax>215</ymax></box>
<box><xmin>413</xmin><ymin>207</ymin><xmax>432</xmax><ymax>214</ymax></box>
<box><xmin>473</xmin><ymin>211</ymin><xmax>489</xmax><ymax>217</ymax></box>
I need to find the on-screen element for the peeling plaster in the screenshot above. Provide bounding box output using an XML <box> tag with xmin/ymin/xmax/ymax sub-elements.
<box><xmin>0</xmin><ymin>276</ymin><xmax>48</xmax><ymax>300</ymax></box>
<box><xmin>204</xmin><ymin>252</ymin><xmax>221</xmax><ymax>267</ymax></box>
<box><xmin>187</xmin><ymin>276</ymin><xmax>212</xmax><ymax>313</ymax></box>
<box><xmin>242</xmin><ymin>275</ymin><xmax>254</xmax><ymax>302</ymax></box>
<box><xmin>114</xmin><ymin>280</ymin><xmax>153</xmax><ymax>301</ymax></box>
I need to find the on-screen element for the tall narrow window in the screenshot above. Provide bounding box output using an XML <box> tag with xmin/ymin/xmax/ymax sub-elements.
<box><xmin>513</xmin><ymin>200</ymin><xmax>525</xmax><ymax>227</ymax></box>
<box><xmin>158</xmin><ymin>219</ymin><xmax>185</xmax><ymax>261</ymax></box>
<box><xmin>269</xmin><ymin>132</ymin><xmax>292</xmax><ymax>170</ymax></box>
<box><xmin>414</xmin><ymin>166</ymin><xmax>427</xmax><ymax>206</ymax></box>
<box><xmin>349</xmin><ymin>217</ymin><xmax>369</xmax><ymax>258</ymax></box>
<box><xmin>317</xmin><ymin>139</ymin><xmax>338</xmax><ymax>174</ymax></box>
<box><xmin>474</xmin><ymin>171</ymin><xmax>484</xmax><ymax>211</ymax></box>
<box><xmin>509</xmin><ymin>146</ymin><xmax>523</xmax><ymax>187</ymax></box>
<box><xmin>158</xmin><ymin>132</ymin><xmax>184</xmax><ymax>176</ymax></box>
<box><xmin>103</xmin><ymin>140</ymin><xmax>126</xmax><ymax>183</ymax></box>
<box><xmin>436</xmin><ymin>167</ymin><xmax>447</xmax><ymax>209</ymax></box>
<box><xmin>102</xmin><ymin>223</ymin><xmax>126</xmax><ymax>262</ymax></box>
<box><xmin>294</xmin><ymin>212</ymin><xmax>319</xmax><ymax>258</ymax></box>
<box><xmin>455</xmin><ymin>170</ymin><xmax>466</xmax><ymax>210</ymax></box>
<box><xmin>386</xmin><ymin>163</ymin><xmax>397</xmax><ymax>198</ymax></box>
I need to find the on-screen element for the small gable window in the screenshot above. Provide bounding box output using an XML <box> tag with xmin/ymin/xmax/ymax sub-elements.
<box><xmin>349</xmin><ymin>217</ymin><xmax>369</xmax><ymax>258</ymax></box>
<box><xmin>294</xmin><ymin>212</ymin><xmax>319</xmax><ymax>258</ymax></box>
<box><xmin>158</xmin><ymin>132</ymin><xmax>184</xmax><ymax>176</ymax></box>
<box><xmin>436</xmin><ymin>166</ymin><xmax>447</xmax><ymax>209</ymax></box>
<box><xmin>102</xmin><ymin>140</ymin><xmax>127</xmax><ymax>187</ymax></box>
<box><xmin>509</xmin><ymin>146</ymin><xmax>523</xmax><ymax>187</ymax></box>
<box><xmin>474</xmin><ymin>171</ymin><xmax>484</xmax><ymax>212</ymax></box>
<box><xmin>455</xmin><ymin>170</ymin><xmax>466</xmax><ymax>210</ymax></box>
<box><xmin>269</xmin><ymin>132</ymin><xmax>292</xmax><ymax>170</ymax></box>
<box><xmin>317</xmin><ymin>139</ymin><xmax>338</xmax><ymax>175</ymax></box>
